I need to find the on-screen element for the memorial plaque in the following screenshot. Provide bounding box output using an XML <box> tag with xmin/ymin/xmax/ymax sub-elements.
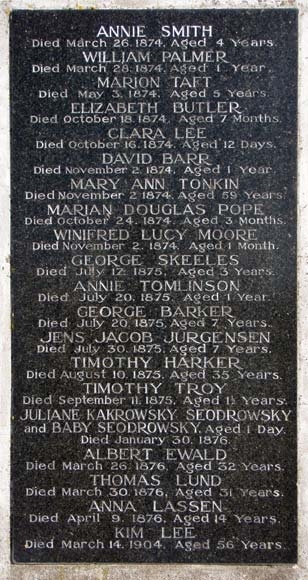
<box><xmin>10</xmin><ymin>9</ymin><xmax>297</xmax><ymax>564</ymax></box>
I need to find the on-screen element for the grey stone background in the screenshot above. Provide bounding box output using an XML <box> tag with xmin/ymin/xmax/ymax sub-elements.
<box><xmin>0</xmin><ymin>0</ymin><xmax>306</xmax><ymax>578</ymax></box>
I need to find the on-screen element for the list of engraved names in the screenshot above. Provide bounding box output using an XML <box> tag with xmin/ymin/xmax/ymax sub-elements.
<box><xmin>10</xmin><ymin>10</ymin><xmax>297</xmax><ymax>564</ymax></box>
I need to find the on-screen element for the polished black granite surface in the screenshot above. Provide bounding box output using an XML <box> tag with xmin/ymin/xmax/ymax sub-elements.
<box><xmin>10</xmin><ymin>9</ymin><xmax>297</xmax><ymax>563</ymax></box>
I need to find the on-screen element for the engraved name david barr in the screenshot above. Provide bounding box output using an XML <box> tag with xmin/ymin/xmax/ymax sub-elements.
<box><xmin>10</xmin><ymin>9</ymin><xmax>297</xmax><ymax>563</ymax></box>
